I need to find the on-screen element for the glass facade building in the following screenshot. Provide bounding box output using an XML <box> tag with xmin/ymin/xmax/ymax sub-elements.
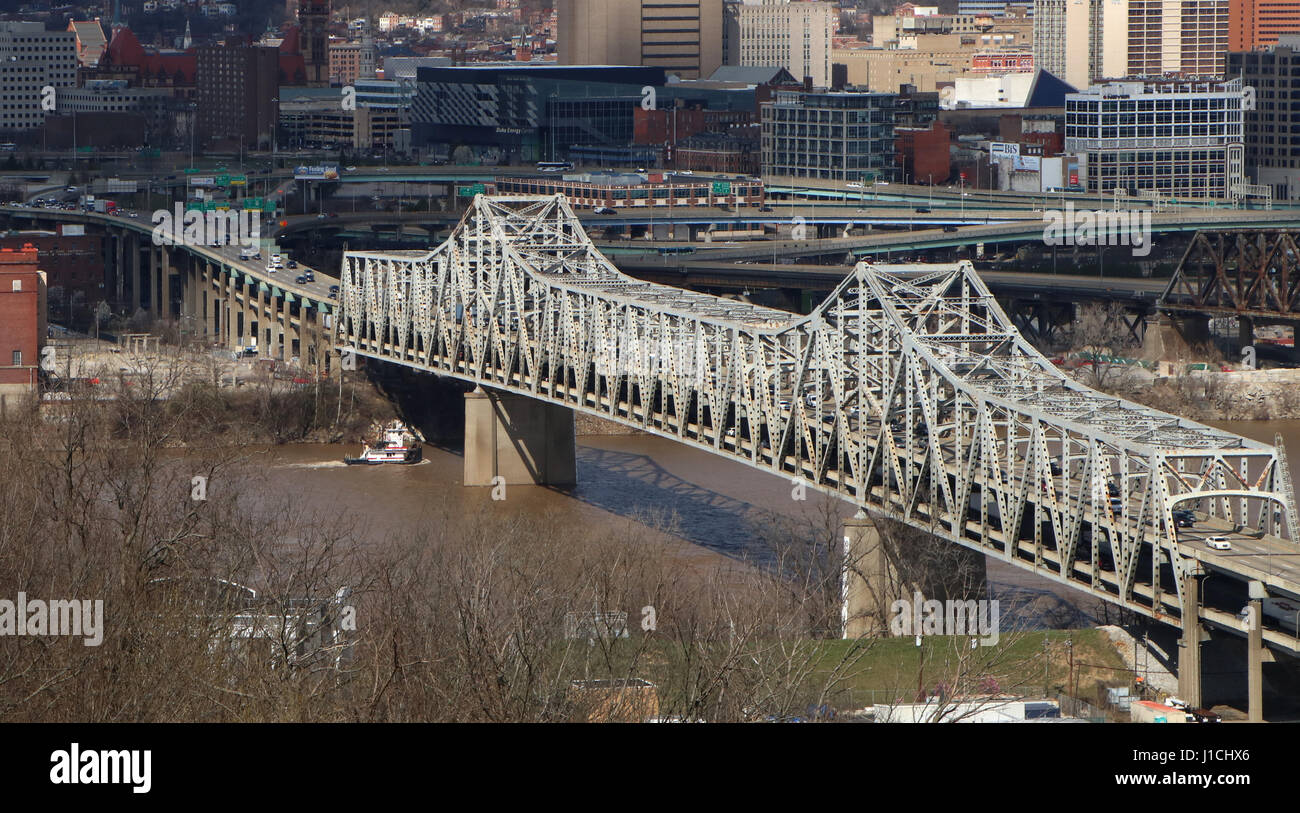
<box><xmin>1063</xmin><ymin>78</ymin><xmax>1246</xmax><ymax>196</ymax></box>
<box><xmin>760</xmin><ymin>89</ymin><xmax>898</xmax><ymax>181</ymax></box>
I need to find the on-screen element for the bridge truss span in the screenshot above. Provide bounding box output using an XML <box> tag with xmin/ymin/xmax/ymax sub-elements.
<box><xmin>338</xmin><ymin>195</ymin><xmax>1300</xmax><ymax>642</ymax></box>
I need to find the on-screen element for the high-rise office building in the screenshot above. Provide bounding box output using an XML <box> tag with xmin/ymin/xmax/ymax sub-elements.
<box><xmin>1036</xmin><ymin>0</ymin><xmax>1228</xmax><ymax>87</ymax></box>
<box><xmin>1034</xmin><ymin>0</ymin><xmax>1095</xmax><ymax>87</ymax></box>
<box><xmin>1100</xmin><ymin>0</ymin><xmax>1228</xmax><ymax>78</ymax></box>
<box><xmin>1227</xmin><ymin>36</ymin><xmax>1300</xmax><ymax>198</ymax></box>
<box><xmin>732</xmin><ymin>0</ymin><xmax>836</xmax><ymax>88</ymax></box>
<box><xmin>0</xmin><ymin>22</ymin><xmax>77</xmax><ymax>132</ymax></box>
<box><xmin>557</xmin><ymin>0</ymin><xmax>723</xmax><ymax>79</ymax></box>
<box><xmin>1064</xmin><ymin>78</ymin><xmax>1246</xmax><ymax>196</ymax></box>
<box><xmin>195</xmin><ymin>45</ymin><xmax>281</xmax><ymax>150</ymax></box>
<box><xmin>1229</xmin><ymin>0</ymin><xmax>1300</xmax><ymax>51</ymax></box>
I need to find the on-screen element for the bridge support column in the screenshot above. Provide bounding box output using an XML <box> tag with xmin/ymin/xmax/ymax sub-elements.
<box><xmin>842</xmin><ymin>513</ymin><xmax>892</xmax><ymax>638</ymax></box>
<box><xmin>153</xmin><ymin>246</ymin><xmax>163</xmax><ymax>317</ymax></box>
<box><xmin>842</xmin><ymin>512</ymin><xmax>989</xmax><ymax>639</ymax></box>
<box><xmin>463</xmin><ymin>387</ymin><xmax>576</xmax><ymax>487</ymax></box>
<box><xmin>226</xmin><ymin>271</ymin><xmax>239</xmax><ymax>351</ymax></box>
<box><xmin>113</xmin><ymin>233</ymin><xmax>125</xmax><ymax>307</ymax></box>
<box><xmin>159</xmin><ymin>246</ymin><xmax>172</xmax><ymax>319</ymax></box>
<box><xmin>1248</xmin><ymin>597</ymin><xmax>1263</xmax><ymax>722</ymax></box>
<box><xmin>1177</xmin><ymin>573</ymin><xmax>1203</xmax><ymax>708</ymax></box>
<box><xmin>129</xmin><ymin>234</ymin><xmax>142</xmax><ymax>314</ymax></box>
<box><xmin>1239</xmin><ymin>316</ymin><xmax>1255</xmax><ymax>350</ymax></box>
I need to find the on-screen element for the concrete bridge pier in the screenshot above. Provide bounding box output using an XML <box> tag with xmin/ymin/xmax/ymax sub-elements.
<box><xmin>841</xmin><ymin>512</ymin><xmax>988</xmax><ymax>639</ymax></box>
<box><xmin>463</xmin><ymin>387</ymin><xmax>576</xmax><ymax>487</ymax></box>
<box><xmin>1177</xmin><ymin>572</ymin><xmax>1204</xmax><ymax>708</ymax></box>
<box><xmin>1248</xmin><ymin>597</ymin><xmax>1264</xmax><ymax>722</ymax></box>
<box><xmin>842</xmin><ymin>514</ymin><xmax>893</xmax><ymax>638</ymax></box>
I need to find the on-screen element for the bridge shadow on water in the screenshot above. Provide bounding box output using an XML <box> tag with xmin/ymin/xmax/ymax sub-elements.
<box><xmin>571</xmin><ymin>445</ymin><xmax>781</xmax><ymax>568</ymax></box>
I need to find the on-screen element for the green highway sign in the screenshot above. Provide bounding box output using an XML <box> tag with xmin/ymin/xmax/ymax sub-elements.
<box><xmin>459</xmin><ymin>183</ymin><xmax>487</xmax><ymax>197</ymax></box>
<box><xmin>712</xmin><ymin>181</ymin><xmax>732</xmax><ymax>195</ymax></box>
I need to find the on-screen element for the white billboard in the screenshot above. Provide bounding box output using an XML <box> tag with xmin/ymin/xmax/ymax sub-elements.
<box><xmin>294</xmin><ymin>165</ymin><xmax>340</xmax><ymax>181</ymax></box>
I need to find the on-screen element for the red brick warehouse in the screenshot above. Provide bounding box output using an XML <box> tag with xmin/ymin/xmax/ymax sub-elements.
<box><xmin>0</xmin><ymin>244</ymin><xmax>46</xmax><ymax>415</ymax></box>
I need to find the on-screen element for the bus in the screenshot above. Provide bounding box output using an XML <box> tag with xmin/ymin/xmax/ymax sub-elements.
<box><xmin>536</xmin><ymin>161</ymin><xmax>573</xmax><ymax>173</ymax></box>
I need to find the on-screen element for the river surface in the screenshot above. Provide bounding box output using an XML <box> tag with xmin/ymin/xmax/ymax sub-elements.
<box><xmin>247</xmin><ymin>419</ymin><xmax>1300</xmax><ymax>631</ymax></box>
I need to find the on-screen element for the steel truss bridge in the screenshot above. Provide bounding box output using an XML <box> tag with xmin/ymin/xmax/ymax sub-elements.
<box><xmin>1161</xmin><ymin>229</ymin><xmax>1300</xmax><ymax>323</ymax></box>
<box><xmin>337</xmin><ymin>195</ymin><xmax>1300</xmax><ymax>654</ymax></box>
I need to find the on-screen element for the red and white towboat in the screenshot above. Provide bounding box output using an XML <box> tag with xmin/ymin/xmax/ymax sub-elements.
<box><xmin>344</xmin><ymin>421</ymin><xmax>422</xmax><ymax>465</ymax></box>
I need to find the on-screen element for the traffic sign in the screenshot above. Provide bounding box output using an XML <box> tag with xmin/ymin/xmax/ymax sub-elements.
<box><xmin>711</xmin><ymin>181</ymin><xmax>732</xmax><ymax>195</ymax></box>
<box><xmin>459</xmin><ymin>183</ymin><xmax>487</xmax><ymax>197</ymax></box>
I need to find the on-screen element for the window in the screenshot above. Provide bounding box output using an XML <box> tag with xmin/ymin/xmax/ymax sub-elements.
<box><xmin>10</xmin><ymin>279</ymin><xmax>18</xmax><ymax>292</ymax></box>
<box><xmin>10</xmin><ymin>350</ymin><xmax>19</xmax><ymax>366</ymax></box>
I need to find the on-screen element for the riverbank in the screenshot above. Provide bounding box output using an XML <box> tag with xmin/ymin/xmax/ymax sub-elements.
<box><xmin>1108</xmin><ymin>368</ymin><xmax>1300</xmax><ymax>422</ymax></box>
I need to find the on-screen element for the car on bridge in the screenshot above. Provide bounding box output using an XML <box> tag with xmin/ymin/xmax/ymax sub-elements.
<box><xmin>1206</xmin><ymin>536</ymin><xmax>1232</xmax><ymax>551</ymax></box>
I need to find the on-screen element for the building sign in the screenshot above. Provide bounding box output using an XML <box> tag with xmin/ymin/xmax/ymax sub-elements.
<box><xmin>989</xmin><ymin>142</ymin><xmax>1020</xmax><ymax>159</ymax></box>
<box><xmin>1012</xmin><ymin>155</ymin><xmax>1040</xmax><ymax>171</ymax></box>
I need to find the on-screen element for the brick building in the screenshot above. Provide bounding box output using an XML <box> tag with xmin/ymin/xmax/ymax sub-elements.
<box><xmin>895</xmin><ymin>119</ymin><xmax>952</xmax><ymax>184</ymax></box>
<box><xmin>0</xmin><ymin>245</ymin><xmax>45</xmax><ymax>414</ymax></box>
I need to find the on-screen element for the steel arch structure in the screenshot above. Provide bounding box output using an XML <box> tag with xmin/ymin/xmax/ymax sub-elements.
<box><xmin>337</xmin><ymin>195</ymin><xmax>1299</xmax><ymax>635</ymax></box>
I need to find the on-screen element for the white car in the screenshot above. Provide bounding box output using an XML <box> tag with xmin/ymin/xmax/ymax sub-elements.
<box><xmin>846</xmin><ymin>182</ymin><xmax>863</xmax><ymax>188</ymax></box>
<box><xmin>1206</xmin><ymin>536</ymin><xmax>1232</xmax><ymax>551</ymax></box>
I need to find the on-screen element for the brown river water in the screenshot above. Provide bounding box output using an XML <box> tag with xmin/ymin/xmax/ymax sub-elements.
<box><xmin>242</xmin><ymin>419</ymin><xmax>1300</xmax><ymax>631</ymax></box>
